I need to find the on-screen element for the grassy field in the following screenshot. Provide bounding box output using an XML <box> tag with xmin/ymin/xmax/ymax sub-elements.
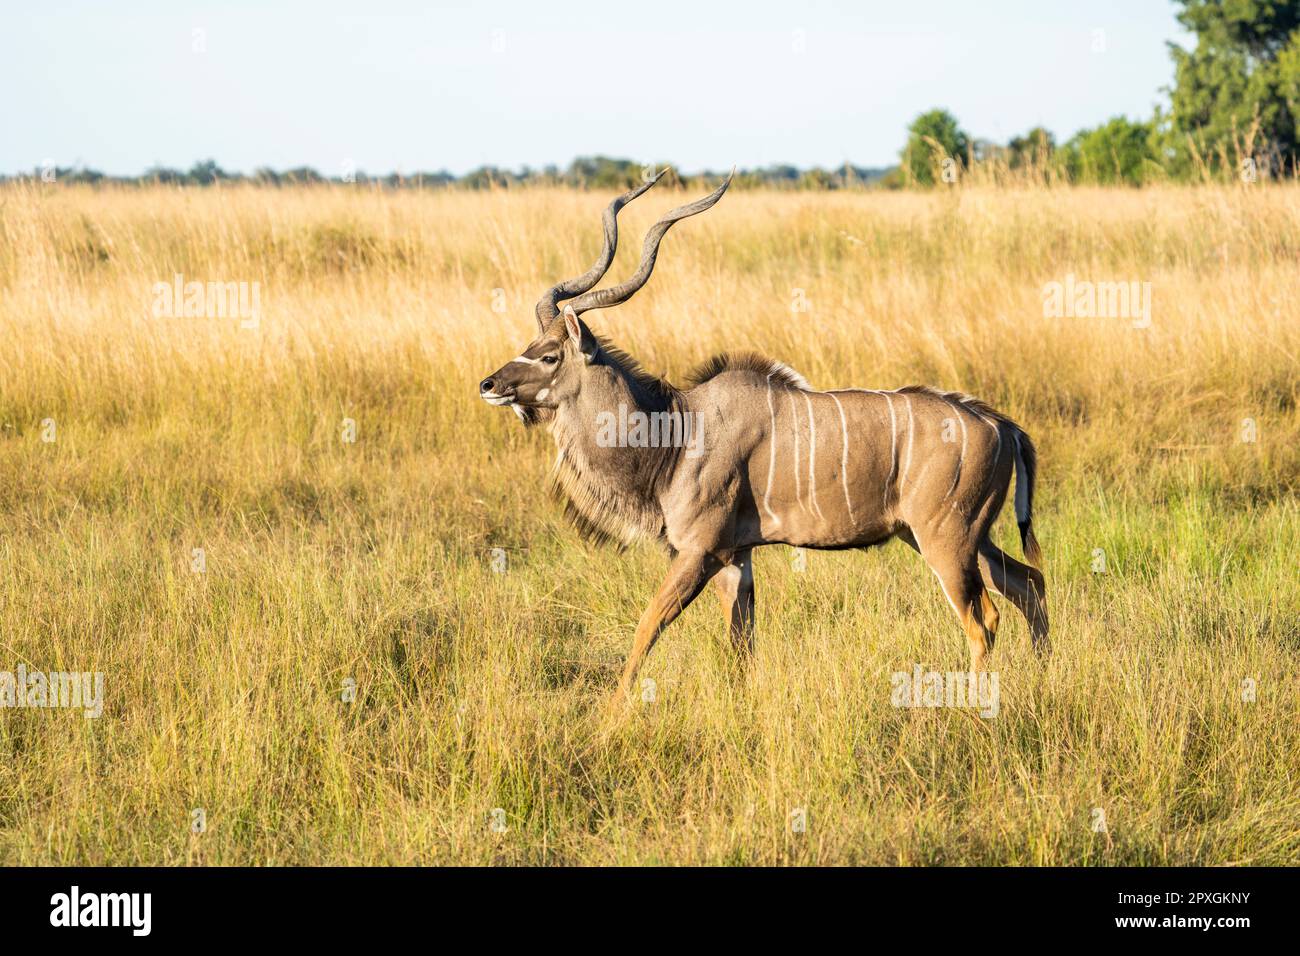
<box><xmin>0</xmin><ymin>181</ymin><xmax>1296</xmax><ymax>865</ymax></box>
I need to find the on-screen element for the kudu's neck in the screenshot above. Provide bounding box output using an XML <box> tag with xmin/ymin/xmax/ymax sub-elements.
<box><xmin>547</xmin><ymin>339</ymin><xmax>685</xmax><ymax>546</ymax></box>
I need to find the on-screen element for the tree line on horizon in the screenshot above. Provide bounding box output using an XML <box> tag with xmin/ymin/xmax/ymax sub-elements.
<box><xmin>1</xmin><ymin>156</ymin><xmax>895</xmax><ymax>191</ymax></box>
<box><xmin>9</xmin><ymin>1</ymin><xmax>1295</xmax><ymax>191</ymax></box>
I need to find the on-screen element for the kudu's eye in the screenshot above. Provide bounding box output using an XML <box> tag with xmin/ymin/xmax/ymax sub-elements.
<box><xmin>541</xmin><ymin>355</ymin><xmax>559</xmax><ymax>365</ymax></box>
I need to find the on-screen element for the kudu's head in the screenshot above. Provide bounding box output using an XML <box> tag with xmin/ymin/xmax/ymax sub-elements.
<box><xmin>478</xmin><ymin>170</ymin><xmax>732</xmax><ymax>425</ymax></box>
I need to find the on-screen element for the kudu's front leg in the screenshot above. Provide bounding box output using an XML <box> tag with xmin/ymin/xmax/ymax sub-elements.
<box><xmin>612</xmin><ymin>550</ymin><xmax>721</xmax><ymax>707</ymax></box>
<box><xmin>712</xmin><ymin>548</ymin><xmax>755</xmax><ymax>656</ymax></box>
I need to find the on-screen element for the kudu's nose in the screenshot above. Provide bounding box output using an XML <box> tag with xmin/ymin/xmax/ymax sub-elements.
<box><xmin>479</xmin><ymin>378</ymin><xmax>496</xmax><ymax>394</ymax></box>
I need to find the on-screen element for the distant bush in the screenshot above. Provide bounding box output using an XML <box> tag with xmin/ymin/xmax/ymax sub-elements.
<box><xmin>899</xmin><ymin>109</ymin><xmax>971</xmax><ymax>186</ymax></box>
<box><xmin>1060</xmin><ymin>117</ymin><xmax>1161</xmax><ymax>185</ymax></box>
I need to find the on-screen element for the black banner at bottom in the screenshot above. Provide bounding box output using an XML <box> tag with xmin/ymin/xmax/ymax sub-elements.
<box><xmin>0</xmin><ymin>866</ymin><xmax>1283</xmax><ymax>942</ymax></box>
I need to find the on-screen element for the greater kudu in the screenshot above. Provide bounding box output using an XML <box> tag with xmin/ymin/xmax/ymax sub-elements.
<box><xmin>479</xmin><ymin>172</ymin><xmax>1048</xmax><ymax>705</ymax></box>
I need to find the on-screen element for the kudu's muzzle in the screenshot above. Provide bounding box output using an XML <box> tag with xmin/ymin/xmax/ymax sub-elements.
<box><xmin>478</xmin><ymin>370</ymin><xmax>517</xmax><ymax>406</ymax></box>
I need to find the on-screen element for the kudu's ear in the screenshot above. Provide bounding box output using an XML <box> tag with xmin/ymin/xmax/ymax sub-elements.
<box><xmin>563</xmin><ymin>306</ymin><xmax>597</xmax><ymax>362</ymax></box>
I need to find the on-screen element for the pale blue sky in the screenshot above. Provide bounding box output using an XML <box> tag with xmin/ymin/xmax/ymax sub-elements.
<box><xmin>4</xmin><ymin>1</ymin><xmax>1191</xmax><ymax>176</ymax></box>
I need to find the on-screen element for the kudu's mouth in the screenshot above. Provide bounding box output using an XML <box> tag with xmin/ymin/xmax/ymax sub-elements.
<box><xmin>479</xmin><ymin>375</ymin><xmax>517</xmax><ymax>406</ymax></box>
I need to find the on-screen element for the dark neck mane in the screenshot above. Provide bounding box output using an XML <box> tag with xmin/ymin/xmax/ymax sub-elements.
<box><xmin>594</xmin><ymin>338</ymin><xmax>677</xmax><ymax>411</ymax></box>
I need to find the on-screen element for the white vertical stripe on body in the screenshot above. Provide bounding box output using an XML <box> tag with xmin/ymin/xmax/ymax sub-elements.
<box><xmin>762</xmin><ymin>373</ymin><xmax>781</xmax><ymax>526</ymax></box>
<box><xmin>787</xmin><ymin>391</ymin><xmax>808</xmax><ymax>514</ymax></box>
<box><xmin>828</xmin><ymin>392</ymin><xmax>855</xmax><ymax>523</ymax></box>
<box><xmin>882</xmin><ymin>392</ymin><xmax>897</xmax><ymax>509</ymax></box>
<box><xmin>901</xmin><ymin>394</ymin><xmax>915</xmax><ymax>487</ymax></box>
<box><xmin>944</xmin><ymin>403</ymin><xmax>968</xmax><ymax>501</ymax></box>
<box><xmin>802</xmin><ymin>392</ymin><xmax>825</xmax><ymax>520</ymax></box>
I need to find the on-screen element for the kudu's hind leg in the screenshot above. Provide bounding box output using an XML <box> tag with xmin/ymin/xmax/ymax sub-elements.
<box><xmin>902</xmin><ymin>529</ymin><xmax>998</xmax><ymax>669</ymax></box>
<box><xmin>922</xmin><ymin>546</ymin><xmax>998</xmax><ymax>671</ymax></box>
<box><xmin>978</xmin><ymin>589</ymin><xmax>1000</xmax><ymax>639</ymax></box>
<box><xmin>613</xmin><ymin>550</ymin><xmax>721</xmax><ymax>707</ymax></box>
<box><xmin>711</xmin><ymin>548</ymin><xmax>755</xmax><ymax>656</ymax></box>
<box><xmin>978</xmin><ymin>539</ymin><xmax>1049</xmax><ymax>653</ymax></box>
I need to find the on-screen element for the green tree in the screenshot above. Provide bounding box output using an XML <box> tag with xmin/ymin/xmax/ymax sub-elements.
<box><xmin>900</xmin><ymin>109</ymin><xmax>970</xmax><ymax>185</ymax></box>
<box><xmin>566</xmin><ymin>156</ymin><xmax>656</xmax><ymax>189</ymax></box>
<box><xmin>1062</xmin><ymin>117</ymin><xmax>1159</xmax><ymax>185</ymax></box>
<box><xmin>1166</xmin><ymin>0</ymin><xmax>1300</xmax><ymax>175</ymax></box>
<box><xmin>1007</xmin><ymin>127</ymin><xmax>1056</xmax><ymax>168</ymax></box>
<box><xmin>187</xmin><ymin>159</ymin><xmax>229</xmax><ymax>184</ymax></box>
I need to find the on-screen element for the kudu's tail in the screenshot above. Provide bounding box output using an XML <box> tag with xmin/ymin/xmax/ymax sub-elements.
<box><xmin>1011</xmin><ymin>428</ymin><xmax>1043</xmax><ymax>569</ymax></box>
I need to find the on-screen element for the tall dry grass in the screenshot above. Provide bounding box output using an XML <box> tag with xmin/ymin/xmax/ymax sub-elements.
<box><xmin>0</xmin><ymin>181</ymin><xmax>1296</xmax><ymax>864</ymax></box>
